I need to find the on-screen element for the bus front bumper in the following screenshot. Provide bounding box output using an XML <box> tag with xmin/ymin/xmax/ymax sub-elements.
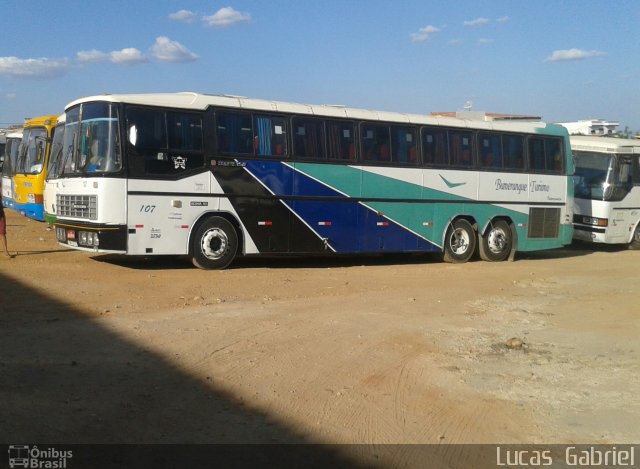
<box><xmin>53</xmin><ymin>221</ymin><xmax>128</xmax><ymax>252</ymax></box>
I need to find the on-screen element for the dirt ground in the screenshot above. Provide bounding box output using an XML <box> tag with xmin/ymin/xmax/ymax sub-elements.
<box><xmin>1</xmin><ymin>209</ymin><xmax>638</xmax><ymax>464</ymax></box>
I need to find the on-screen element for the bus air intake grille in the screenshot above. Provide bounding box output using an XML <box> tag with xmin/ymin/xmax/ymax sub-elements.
<box><xmin>57</xmin><ymin>194</ymin><xmax>98</xmax><ymax>220</ymax></box>
<box><xmin>528</xmin><ymin>207</ymin><xmax>560</xmax><ymax>238</ymax></box>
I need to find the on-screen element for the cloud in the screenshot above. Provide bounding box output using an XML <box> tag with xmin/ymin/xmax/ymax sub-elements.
<box><xmin>496</xmin><ymin>16</ymin><xmax>510</xmax><ymax>23</ymax></box>
<box><xmin>150</xmin><ymin>36</ymin><xmax>199</xmax><ymax>63</ymax></box>
<box><xmin>477</xmin><ymin>38</ymin><xmax>494</xmax><ymax>45</ymax></box>
<box><xmin>78</xmin><ymin>47</ymin><xmax>147</xmax><ymax>65</ymax></box>
<box><xmin>545</xmin><ymin>48</ymin><xmax>606</xmax><ymax>62</ymax></box>
<box><xmin>410</xmin><ymin>25</ymin><xmax>441</xmax><ymax>43</ymax></box>
<box><xmin>0</xmin><ymin>56</ymin><xmax>70</xmax><ymax>79</ymax></box>
<box><xmin>464</xmin><ymin>17</ymin><xmax>490</xmax><ymax>27</ymax></box>
<box><xmin>169</xmin><ymin>9</ymin><xmax>196</xmax><ymax>23</ymax></box>
<box><xmin>203</xmin><ymin>7</ymin><xmax>251</xmax><ymax>27</ymax></box>
<box><xmin>109</xmin><ymin>48</ymin><xmax>148</xmax><ymax>65</ymax></box>
<box><xmin>77</xmin><ymin>49</ymin><xmax>108</xmax><ymax>63</ymax></box>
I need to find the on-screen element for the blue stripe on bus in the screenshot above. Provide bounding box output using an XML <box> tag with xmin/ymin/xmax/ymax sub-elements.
<box><xmin>244</xmin><ymin>160</ymin><xmax>439</xmax><ymax>253</ymax></box>
<box><xmin>13</xmin><ymin>202</ymin><xmax>44</xmax><ymax>221</ymax></box>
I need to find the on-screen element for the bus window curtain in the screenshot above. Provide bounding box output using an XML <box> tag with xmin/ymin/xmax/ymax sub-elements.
<box><xmin>256</xmin><ymin>117</ymin><xmax>272</xmax><ymax>156</ymax></box>
<box><xmin>306</xmin><ymin>124</ymin><xmax>319</xmax><ymax>158</ymax></box>
<box><xmin>224</xmin><ymin>114</ymin><xmax>242</xmax><ymax>153</ymax></box>
<box><xmin>328</xmin><ymin>125</ymin><xmax>340</xmax><ymax>159</ymax></box>
<box><xmin>394</xmin><ymin>129</ymin><xmax>409</xmax><ymax>163</ymax></box>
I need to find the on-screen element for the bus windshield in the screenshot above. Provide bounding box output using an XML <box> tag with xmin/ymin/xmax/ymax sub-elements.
<box><xmin>62</xmin><ymin>102</ymin><xmax>122</xmax><ymax>175</ymax></box>
<box><xmin>3</xmin><ymin>137</ymin><xmax>21</xmax><ymax>177</ymax></box>
<box><xmin>47</xmin><ymin>123</ymin><xmax>65</xmax><ymax>180</ymax></box>
<box><xmin>19</xmin><ymin>127</ymin><xmax>48</xmax><ymax>174</ymax></box>
<box><xmin>574</xmin><ymin>151</ymin><xmax>632</xmax><ymax>201</ymax></box>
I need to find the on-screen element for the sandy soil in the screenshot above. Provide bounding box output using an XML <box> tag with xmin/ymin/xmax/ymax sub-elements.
<box><xmin>1</xmin><ymin>209</ymin><xmax>638</xmax><ymax>465</ymax></box>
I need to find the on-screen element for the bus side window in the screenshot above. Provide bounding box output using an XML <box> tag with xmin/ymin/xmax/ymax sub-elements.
<box><xmin>327</xmin><ymin>121</ymin><xmax>355</xmax><ymax>161</ymax></box>
<box><xmin>449</xmin><ymin>130</ymin><xmax>473</xmax><ymax>167</ymax></box>
<box><xmin>216</xmin><ymin>111</ymin><xmax>253</xmax><ymax>155</ymax></box>
<box><xmin>633</xmin><ymin>156</ymin><xmax>640</xmax><ymax>185</ymax></box>
<box><xmin>528</xmin><ymin>137</ymin><xmax>545</xmax><ymax>172</ymax></box>
<box><xmin>254</xmin><ymin>115</ymin><xmax>287</xmax><ymax>157</ymax></box>
<box><xmin>479</xmin><ymin>132</ymin><xmax>503</xmax><ymax>169</ymax></box>
<box><xmin>421</xmin><ymin>127</ymin><xmax>447</xmax><ymax>166</ymax></box>
<box><xmin>503</xmin><ymin>134</ymin><xmax>525</xmax><ymax>170</ymax></box>
<box><xmin>167</xmin><ymin>112</ymin><xmax>205</xmax><ymax>171</ymax></box>
<box><xmin>391</xmin><ymin>126</ymin><xmax>417</xmax><ymax>166</ymax></box>
<box><xmin>545</xmin><ymin>138</ymin><xmax>563</xmax><ymax>173</ymax></box>
<box><xmin>292</xmin><ymin>117</ymin><xmax>325</xmax><ymax>160</ymax></box>
<box><xmin>361</xmin><ymin>124</ymin><xmax>390</xmax><ymax>163</ymax></box>
<box><xmin>126</xmin><ymin>107</ymin><xmax>169</xmax><ymax>176</ymax></box>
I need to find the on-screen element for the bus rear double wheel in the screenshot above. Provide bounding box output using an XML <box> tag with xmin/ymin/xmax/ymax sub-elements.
<box><xmin>190</xmin><ymin>216</ymin><xmax>238</xmax><ymax>269</ymax></box>
<box><xmin>443</xmin><ymin>218</ymin><xmax>513</xmax><ymax>263</ymax></box>
<box><xmin>479</xmin><ymin>219</ymin><xmax>512</xmax><ymax>262</ymax></box>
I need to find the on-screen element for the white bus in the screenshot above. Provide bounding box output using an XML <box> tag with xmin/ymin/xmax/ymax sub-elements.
<box><xmin>572</xmin><ymin>135</ymin><xmax>640</xmax><ymax>248</ymax></box>
<box><xmin>1</xmin><ymin>129</ymin><xmax>23</xmax><ymax>209</ymax></box>
<box><xmin>52</xmin><ymin>92</ymin><xmax>574</xmax><ymax>269</ymax></box>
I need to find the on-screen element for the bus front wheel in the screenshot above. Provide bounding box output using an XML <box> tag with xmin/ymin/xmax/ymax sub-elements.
<box><xmin>190</xmin><ymin>216</ymin><xmax>238</xmax><ymax>269</ymax></box>
<box><xmin>443</xmin><ymin>219</ymin><xmax>476</xmax><ymax>263</ymax></box>
<box><xmin>479</xmin><ymin>220</ymin><xmax>512</xmax><ymax>262</ymax></box>
<box><xmin>630</xmin><ymin>223</ymin><xmax>640</xmax><ymax>250</ymax></box>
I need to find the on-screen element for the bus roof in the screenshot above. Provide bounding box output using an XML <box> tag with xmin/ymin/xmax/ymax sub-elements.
<box><xmin>23</xmin><ymin>114</ymin><xmax>61</xmax><ymax>128</ymax></box>
<box><xmin>65</xmin><ymin>92</ymin><xmax>564</xmax><ymax>135</ymax></box>
<box><xmin>570</xmin><ymin>135</ymin><xmax>640</xmax><ymax>154</ymax></box>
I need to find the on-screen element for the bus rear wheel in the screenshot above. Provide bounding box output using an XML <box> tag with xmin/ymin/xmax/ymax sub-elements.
<box><xmin>443</xmin><ymin>219</ymin><xmax>476</xmax><ymax>263</ymax></box>
<box><xmin>629</xmin><ymin>223</ymin><xmax>640</xmax><ymax>250</ymax></box>
<box><xmin>190</xmin><ymin>216</ymin><xmax>238</xmax><ymax>269</ymax></box>
<box><xmin>479</xmin><ymin>220</ymin><xmax>512</xmax><ymax>262</ymax></box>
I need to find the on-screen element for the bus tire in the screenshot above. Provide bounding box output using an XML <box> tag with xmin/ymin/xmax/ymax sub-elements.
<box><xmin>190</xmin><ymin>216</ymin><xmax>238</xmax><ymax>269</ymax></box>
<box><xmin>443</xmin><ymin>219</ymin><xmax>476</xmax><ymax>263</ymax></box>
<box><xmin>629</xmin><ymin>223</ymin><xmax>640</xmax><ymax>250</ymax></box>
<box><xmin>479</xmin><ymin>220</ymin><xmax>512</xmax><ymax>262</ymax></box>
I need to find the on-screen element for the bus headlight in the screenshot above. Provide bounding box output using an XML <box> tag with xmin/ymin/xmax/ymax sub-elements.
<box><xmin>582</xmin><ymin>216</ymin><xmax>608</xmax><ymax>227</ymax></box>
<box><xmin>79</xmin><ymin>231</ymin><xmax>99</xmax><ymax>247</ymax></box>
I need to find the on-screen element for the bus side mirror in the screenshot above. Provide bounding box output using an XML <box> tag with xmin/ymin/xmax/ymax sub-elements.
<box><xmin>128</xmin><ymin>125</ymin><xmax>137</xmax><ymax>146</ymax></box>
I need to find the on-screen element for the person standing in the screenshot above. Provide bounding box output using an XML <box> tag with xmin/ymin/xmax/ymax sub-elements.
<box><xmin>0</xmin><ymin>202</ymin><xmax>13</xmax><ymax>258</ymax></box>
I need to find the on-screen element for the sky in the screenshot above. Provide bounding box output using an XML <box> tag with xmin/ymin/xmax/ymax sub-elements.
<box><xmin>1</xmin><ymin>1</ymin><xmax>639</xmax><ymax>131</ymax></box>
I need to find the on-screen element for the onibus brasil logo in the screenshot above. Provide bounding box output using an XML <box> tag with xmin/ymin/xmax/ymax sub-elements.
<box><xmin>8</xmin><ymin>445</ymin><xmax>73</xmax><ymax>468</ymax></box>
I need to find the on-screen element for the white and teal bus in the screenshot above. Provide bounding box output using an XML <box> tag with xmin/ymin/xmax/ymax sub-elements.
<box><xmin>43</xmin><ymin>114</ymin><xmax>66</xmax><ymax>225</ymax></box>
<box><xmin>571</xmin><ymin>136</ymin><xmax>640</xmax><ymax>248</ymax></box>
<box><xmin>52</xmin><ymin>93</ymin><xmax>573</xmax><ymax>269</ymax></box>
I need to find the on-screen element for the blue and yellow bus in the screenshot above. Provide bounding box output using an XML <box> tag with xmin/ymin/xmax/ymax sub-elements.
<box><xmin>53</xmin><ymin>93</ymin><xmax>573</xmax><ymax>268</ymax></box>
<box><xmin>13</xmin><ymin>114</ymin><xmax>59</xmax><ymax>221</ymax></box>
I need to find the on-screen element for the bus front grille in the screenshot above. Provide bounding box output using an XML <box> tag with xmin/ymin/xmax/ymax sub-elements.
<box><xmin>528</xmin><ymin>208</ymin><xmax>560</xmax><ymax>238</ymax></box>
<box><xmin>57</xmin><ymin>194</ymin><xmax>98</xmax><ymax>220</ymax></box>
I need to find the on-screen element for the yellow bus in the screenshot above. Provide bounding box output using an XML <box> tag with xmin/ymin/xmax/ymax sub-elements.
<box><xmin>13</xmin><ymin>114</ymin><xmax>59</xmax><ymax>221</ymax></box>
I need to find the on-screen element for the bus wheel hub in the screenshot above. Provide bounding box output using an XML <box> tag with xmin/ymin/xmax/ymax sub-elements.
<box><xmin>201</xmin><ymin>228</ymin><xmax>228</xmax><ymax>259</ymax></box>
